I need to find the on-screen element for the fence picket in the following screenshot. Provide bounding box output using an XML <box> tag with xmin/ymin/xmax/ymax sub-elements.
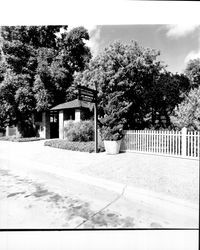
<box><xmin>147</xmin><ymin>130</ymin><xmax>149</xmax><ymax>152</ymax></box>
<box><xmin>187</xmin><ymin>131</ymin><xmax>190</xmax><ymax>157</ymax></box>
<box><xmin>157</xmin><ymin>131</ymin><xmax>159</xmax><ymax>154</ymax></box>
<box><xmin>175</xmin><ymin>131</ymin><xmax>177</xmax><ymax>155</ymax></box>
<box><xmin>121</xmin><ymin>128</ymin><xmax>199</xmax><ymax>159</ymax></box>
<box><xmin>156</xmin><ymin>131</ymin><xmax>158</xmax><ymax>153</ymax></box>
<box><xmin>198</xmin><ymin>132</ymin><xmax>200</xmax><ymax>158</ymax></box>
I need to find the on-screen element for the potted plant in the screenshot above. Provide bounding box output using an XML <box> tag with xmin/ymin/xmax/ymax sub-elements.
<box><xmin>99</xmin><ymin>91</ymin><xmax>131</xmax><ymax>154</ymax></box>
<box><xmin>100</xmin><ymin>123</ymin><xmax>124</xmax><ymax>154</ymax></box>
<box><xmin>99</xmin><ymin>92</ymin><xmax>130</xmax><ymax>154</ymax></box>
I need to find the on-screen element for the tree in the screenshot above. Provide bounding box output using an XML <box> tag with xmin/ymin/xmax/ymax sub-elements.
<box><xmin>99</xmin><ymin>91</ymin><xmax>131</xmax><ymax>140</ymax></box>
<box><xmin>144</xmin><ymin>72</ymin><xmax>190</xmax><ymax>129</ymax></box>
<box><xmin>171</xmin><ymin>86</ymin><xmax>200</xmax><ymax>130</ymax></box>
<box><xmin>72</xmin><ymin>41</ymin><xmax>164</xmax><ymax>128</ymax></box>
<box><xmin>0</xmin><ymin>26</ymin><xmax>91</xmax><ymax>136</ymax></box>
<box><xmin>185</xmin><ymin>58</ymin><xmax>200</xmax><ymax>88</ymax></box>
<box><xmin>72</xmin><ymin>40</ymin><xmax>190</xmax><ymax>130</ymax></box>
<box><xmin>34</xmin><ymin>26</ymin><xmax>91</xmax><ymax>111</ymax></box>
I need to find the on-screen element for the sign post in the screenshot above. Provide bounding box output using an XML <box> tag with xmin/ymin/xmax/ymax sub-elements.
<box><xmin>78</xmin><ymin>85</ymin><xmax>98</xmax><ymax>153</ymax></box>
<box><xmin>94</xmin><ymin>101</ymin><xmax>98</xmax><ymax>153</ymax></box>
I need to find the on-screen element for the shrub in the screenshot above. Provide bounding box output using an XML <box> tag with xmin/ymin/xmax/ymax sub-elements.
<box><xmin>44</xmin><ymin>139</ymin><xmax>105</xmax><ymax>153</ymax></box>
<box><xmin>0</xmin><ymin>136</ymin><xmax>43</xmax><ymax>142</ymax></box>
<box><xmin>64</xmin><ymin>120</ymin><xmax>94</xmax><ymax>142</ymax></box>
<box><xmin>100</xmin><ymin>124</ymin><xmax>124</xmax><ymax>141</ymax></box>
<box><xmin>13</xmin><ymin>137</ymin><xmax>44</xmax><ymax>142</ymax></box>
<box><xmin>99</xmin><ymin>93</ymin><xmax>131</xmax><ymax>141</ymax></box>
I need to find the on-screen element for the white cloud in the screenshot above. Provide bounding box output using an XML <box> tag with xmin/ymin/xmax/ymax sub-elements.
<box><xmin>165</xmin><ymin>24</ymin><xmax>200</xmax><ymax>64</ymax></box>
<box><xmin>185</xmin><ymin>27</ymin><xmax>200</xmax><ymax>63</ymax></box>
<box><xmin>184</xmin><ymin>50</ymin><xmax>200</xmax><ymax>63</ymax></box>
<box><xmin>166</xmin><ymin>24</ymin><xmax>200</xmax><ymax>38</ymax></box>
<box><xmin>85</xmin><ymin>26</ymin><xmax>101</xmax><ymax>57</ymax></box>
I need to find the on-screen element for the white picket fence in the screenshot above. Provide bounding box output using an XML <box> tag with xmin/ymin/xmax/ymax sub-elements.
<box><xmin>121</xmin><ymin>127</ymin><xmax>200</xmax><ymax>159</ymax></box>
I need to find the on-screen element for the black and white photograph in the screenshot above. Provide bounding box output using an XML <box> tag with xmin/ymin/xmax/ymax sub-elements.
<box><xmin>0</xmin><ymin>0</ymin><xmax>199</xmax><ymax>231</ymax></box>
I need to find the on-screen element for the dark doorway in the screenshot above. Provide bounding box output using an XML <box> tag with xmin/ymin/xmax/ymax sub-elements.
<box><xmin>50</xmin><ymin>111</ymin><xmax>59</xmax><ymax>138</ymax></box>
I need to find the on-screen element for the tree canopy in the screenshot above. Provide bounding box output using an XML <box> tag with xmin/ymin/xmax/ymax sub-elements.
<box><xmin>170</xmin><ymin>58</ymin><xmax>200</xmax><ymax>130</ymax></box>
<box><xmin>73</xmin><ymin>41</ymin><xmax>190</xmax><ymax>130</ymax></box>
<box><xmin>0</xmin><ymin>25</ymin><xmax>91</xmax><ymax>136</ymax></box>
<box><xmin>185</xmin><ymin>58</ymin><xmax>200</xmax><ymax>88</ymax></box>
<box><xmin>171</xmin><ymin>86</ymin><xmax>200</xmax><ymax>130</ymax></box>
<box><xmin>0</xmin><ymin>30</ymin><xmax>195</xmax><ymax>136</ymax></box>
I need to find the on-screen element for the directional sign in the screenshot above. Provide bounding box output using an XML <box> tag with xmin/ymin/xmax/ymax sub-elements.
<box><xmin>78</xmin><ymin>85</ymin><xmax>97</xmax><ymax>103</ymax></box>
<box><xmin>79</xmin><ymin>95</ymin><xmax>96</xmax><ymax>103</ymax></box>
<box><xmin>78</xmin><ymin>85</ymin><xmax>97</xmax><ymax>93</ymax></box>
<box><xmin>77</xmin><ymin>85</ymin><xmax>98</xmax><ymax>153</ymax></box>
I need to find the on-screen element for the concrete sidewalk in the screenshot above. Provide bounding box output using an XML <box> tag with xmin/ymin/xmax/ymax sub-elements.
<box><xmin>0</xmin><ymin>155</ymin><xmax>198</xmax><ymax>228</ymax></box>
<box><xmin>0</xmin><ymin>140</ymin><xmax>198</xmax><ymax>203</ymax></box>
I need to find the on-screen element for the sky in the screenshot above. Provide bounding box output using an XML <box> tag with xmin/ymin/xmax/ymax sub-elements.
<box><xmin>79</xmin><ymin>24</ymin><xmax>200</xmax><ymax>73</ymax></box>
<box><xmin>1</xmin><ymin>1</ymin><xmax>200</xmax><ymax>74</ymax></box>
<box><xmin>0</xmin><ymin>230</ymin><xmax>198</xmax><ymax>250</ymax></box>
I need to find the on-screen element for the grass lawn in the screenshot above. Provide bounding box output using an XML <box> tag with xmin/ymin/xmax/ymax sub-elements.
<box><xmin>0</xmin><ymin>136</ymin><xmax>44</xmax><ymax>142</ymax></box>
<box><xmin>44</xmin><ymin>139</ymin><xmax>105</xmax><ymax>153</ymax></box>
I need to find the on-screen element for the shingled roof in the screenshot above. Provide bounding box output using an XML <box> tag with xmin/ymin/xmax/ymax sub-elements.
<box><xmin>51</xmin><ymin>99</ymin><xmax>92</xmax><ymax>111</ymax></box>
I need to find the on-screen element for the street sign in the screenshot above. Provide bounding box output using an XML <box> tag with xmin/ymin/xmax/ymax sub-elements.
<box><xmin>77</xmin><ymin>85</ymin><xmax>98</xmax><ymax>153</ymax></box>
<box><xmin>79</xmin><ymin>95</ymin><xmax>96</xmax><ymax>103</ymax></box>
<box><xmin>78</xmin><ymin>85</ymin><xmax>97</xmax><ymax>103</ymax></box>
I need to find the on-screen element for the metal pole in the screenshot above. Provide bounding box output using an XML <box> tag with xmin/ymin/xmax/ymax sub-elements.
<box><xmin>94</xmin><ymin>101</ymin><xmax>98</xmax><ymax>153</ymax></box>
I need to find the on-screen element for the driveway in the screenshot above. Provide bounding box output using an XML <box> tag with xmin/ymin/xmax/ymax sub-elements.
<box><xmin>0</xmin><ymin>140</ymin><xmax>199</xmax><ymax>228</ymax></box>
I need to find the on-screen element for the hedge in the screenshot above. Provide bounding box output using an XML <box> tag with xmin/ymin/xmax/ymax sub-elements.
<box><xmin>44</xmin><ymin>139</ymin><xmax>105</xmax><ymax>153</ymax></box>
<box><xmin>0</xmin><ymin>136</ymin><xmax>44</xmax><ymax>142</ymax></box>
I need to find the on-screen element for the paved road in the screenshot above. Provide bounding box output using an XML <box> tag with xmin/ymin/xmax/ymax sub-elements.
<box><xmin>0</xmin><ymin>159</ymin><xmax>170</xmax><ymax>229</ymax></box>
<box><xmin>0</xmin><ymin>164</ymin><xmax>137</xmax><ymax>228</ymax></box>
<box><xmin>0</xmin><ymin>140</ymin><xmax>199</xmax><ymax>228</ymax></box>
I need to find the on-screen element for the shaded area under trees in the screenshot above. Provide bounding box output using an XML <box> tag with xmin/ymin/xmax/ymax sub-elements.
<box><xmin>0</xmin><ymin>26</ymin><xmax>91</xmax><ymax>136</ymax></box>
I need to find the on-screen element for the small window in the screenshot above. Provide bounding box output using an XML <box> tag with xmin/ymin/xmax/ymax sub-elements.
<box><xmin>50</xmin><ymin>111</ymin><xmax>59</xmax><ymax>123</ymax></box>
<box><xmin>64</xmin><ymin>109</ymin><xmax>75</xmax><ymax>120</ymax></box>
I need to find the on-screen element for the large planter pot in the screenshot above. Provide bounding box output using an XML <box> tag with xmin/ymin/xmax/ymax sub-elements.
<box><xmin>104</xmin><ymin>139</ymin><xmax>122</xmax><ymax>155</ymax></box>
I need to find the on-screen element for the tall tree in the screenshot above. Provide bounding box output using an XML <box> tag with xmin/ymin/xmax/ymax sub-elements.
<box><xmin>0</xmin><ymin>26</ymin><xmax>91</xmax><ymax>136</ymax></box>
<box><xmin>34</xmin><ymin>26</ymin><xmax>91</xmax><ymax>111</ymax></box>
<box><xmin>144</xmin><ymin>72</ymin><xmax>190</xmax><ymax>129</ymax></box>
<box><xmin>72</xmin><ymin>41</ymin><xmax>165</xmax><ymax>129</ymax></box>
<box><xmin>72</xmin><ymin>41</ymin><xmax>190</xmax><ymax>129</ymax></box>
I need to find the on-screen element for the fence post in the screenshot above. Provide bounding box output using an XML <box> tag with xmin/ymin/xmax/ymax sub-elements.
<box><xmin>181</xmin><ymin>127</ymin><xmax>187</xmax><ymax>157</ymax></box>
<box><xmin>6</xmin><ymin>126</ymin><xmax>9</xmax><ymax>136</ymax></box>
